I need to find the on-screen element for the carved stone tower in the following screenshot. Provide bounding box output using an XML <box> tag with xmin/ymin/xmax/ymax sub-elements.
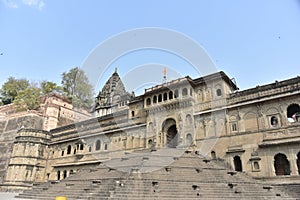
<box><xmin>94</xmin><ymin>69</ymin><xmax>131</xmax><ymax>117</ymax></box>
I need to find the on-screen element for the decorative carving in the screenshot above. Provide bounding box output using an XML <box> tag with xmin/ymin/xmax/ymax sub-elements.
<box><xmin>237</xmin><ymin>108</ymin><xmax>241</xmax><ymax>120</ymax></box>
<box><xmin>95</xmin><ymin>70</ymin><xmax>131</xmax><ymax>112</ymax></box>
<box><xmin>257</xmin><ymin>104</ymin><xmax>263</xmax><ymax>117</ymax></box>
<box><xmin>178</xmin><ymin>114</ymin><xmax>182</xmax><ymax>122</ymax></box>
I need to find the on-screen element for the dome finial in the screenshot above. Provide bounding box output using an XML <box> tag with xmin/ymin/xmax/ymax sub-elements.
<box><xmin>115</xmin><ymin>67</ymin><xmax>118</xmax><ymax>73</ymax></box>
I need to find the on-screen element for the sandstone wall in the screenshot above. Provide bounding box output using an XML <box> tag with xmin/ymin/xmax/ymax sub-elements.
<box><xmin>0</xmin><ymin>114</ymin><xmax>44</xmax><ymax>184</ymax></box>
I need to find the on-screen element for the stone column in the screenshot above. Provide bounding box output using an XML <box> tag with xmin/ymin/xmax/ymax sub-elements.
<box><xmin>289</xmin><ymin>154</ymin><xmax>298</xmax><ymax>176</ymax></box>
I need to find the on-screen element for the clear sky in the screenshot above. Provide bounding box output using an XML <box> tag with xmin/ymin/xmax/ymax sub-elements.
<box><xmin>0</xmin><ymin>0</ymin><xmax>300</xmax><ymax>95</ymax></box>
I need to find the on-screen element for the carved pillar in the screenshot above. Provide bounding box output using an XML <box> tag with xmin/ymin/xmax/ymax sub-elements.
<box><xmin>202</xmin><ymin>119</ymin><xmax>207</xmax><ymax>138</ymax></box>
<box><xmin>224</xmin><ymin>114</ymin><xmax>228</xmax><ymax>136</ymax></box>
<box><xmin>290</xmin><ymin>154</ymin><xmax>298</xmax><ymax>176</ymax></box>
<box><xmin>163</xmin><ymin>132</ymin><xmax>167</xmax><ymax>147</ymax></box>
<box><xmin>212</xmin><ymin>116</ymin><xmax>217</xmax><ymax>137</ymax></box>
<box><xmin>278</xmin><ymin>100</ymin><xmax>287</xmax><ymax>126</ymax></box>
<box><xmin>257</xmin><ymin>103</ymin><xmax>265</xmax><ymax>130</ymax></box>
<box><xmin>122</xmin><ymin>137</ymin><xmax>127</xmax><ymax>150</ymax></box>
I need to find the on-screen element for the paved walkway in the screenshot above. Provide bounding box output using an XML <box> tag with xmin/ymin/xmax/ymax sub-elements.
<box><xmin>0</xmin><ymin>192</ymin><xmax>26</xmax><ymax>200</ymax></box>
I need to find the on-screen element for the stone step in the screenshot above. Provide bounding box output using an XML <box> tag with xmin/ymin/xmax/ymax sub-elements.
<box><xmin>15</xmin><ymin>149</ymin><xmax>298</xmax><ymax>200</ymax></box>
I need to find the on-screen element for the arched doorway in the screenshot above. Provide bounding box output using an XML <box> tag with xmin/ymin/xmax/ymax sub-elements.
<box><xmin>274</xmin><ymin>153</ymin><xmax>290</xmax><ymax>176</ymax></box>
<box><xmin>287</xmin><ymin>104</ymin><xmax>300</xmax><ymax>122</ymax></box>
<box><xmin>233</xmin><ymin>155</ymin><xmax>243</xmax><ymax>172</ymax></box>
<box><xmin>167</xmin><ymin>125</ymin><xmax>177</xmax><ymax>148</ymax></box>
<box><xmin>162</xmin><ymin>118</ymin><xmax>178</xmax><ymax>148</ymax></box>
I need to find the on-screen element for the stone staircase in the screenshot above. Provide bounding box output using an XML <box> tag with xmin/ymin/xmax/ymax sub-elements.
<box><xmin>16</xmin><ymin>148</ymin><xmax>297</xmax><ymax>199</ymax></box>
<box><xmin>273</xmin><ymin>184</ymin><xmax>300</xmax><ymax>199</ymax></box>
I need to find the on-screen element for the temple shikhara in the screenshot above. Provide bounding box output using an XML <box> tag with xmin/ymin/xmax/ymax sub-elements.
<box><xmin>0</xmin><ymin>70</ymin><xmax>300</xmax><ymax>199</ymax></box>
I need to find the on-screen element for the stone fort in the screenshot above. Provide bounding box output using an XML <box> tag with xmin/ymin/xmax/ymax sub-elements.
<box><xmin>1</xmin><ymin>70</ymin><xmax>300</xmax><ymax>199</ymax></box>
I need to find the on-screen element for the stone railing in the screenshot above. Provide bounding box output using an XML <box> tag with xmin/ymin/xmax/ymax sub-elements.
<box><xmin>228</xmin><ymin>78</ymin><xmax>300</xmax><ymax>105</ymax></box>
<box><xmin>145</xmin><ymin>77</ymin><xmax>189</xmax><ymax>93</ymax></box>
<box><xmin>263</xmin><ymin>126</ymin><xmax>300</xmax><ymax>141</ymax></box>
<box><xmin>195</xmin><ymin>99</ymin><xmax>227</xmax><ymax>113</ymax></box>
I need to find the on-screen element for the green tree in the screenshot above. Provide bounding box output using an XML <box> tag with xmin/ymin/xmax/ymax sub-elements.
<box><xmin>0</xmin><ymin>77</ymin><xmax>30</xmax><ymax>104</ymax></box>
<box><xmin>40</xmin><ymin>80</ymin><xmax>63</xmax><ymax>95</ymax></box>
<box><xmin>13</xmin><ymin>86</ymin><xmax>41</xmax><ymax>111</ymax></box>
<box><xmin>61</xmin><ymin>67</ymin><xmax>93</xmax><ymax>108</ymax></box>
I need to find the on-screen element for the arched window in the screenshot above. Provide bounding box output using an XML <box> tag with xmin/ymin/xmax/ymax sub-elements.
<box><xmin>63</xmin><ymin>170</ymin><xmax>67</xmax><ymax>179</ymax></box>
<box><xmin>287</xmin><ymin>104</ymin><xmax>300</xmax><ymax>122</ymax></box>
<box><xmin>146</xmin><ymin>98</ymin><xmax>151</xmax><ymax>106</ymax></box>
<box><xmin>169</xmin><ymin>91</ymin><xmax>173</xmax><ymax>100</ymax></box>
<box><xmin>270</xmin><ymin>116</ymin><xmax>279</xmax><ymax>127</ymax></box>
<box><xmin>73</xmin><ymin>148</ymin><xmax>76</xmax><ymax>155</ymax></box>
<box><xmin>148</xmin><ymin>139</ymin><xmax>153</xmax><ymax>147</ymax></box>
<box><xmin>190</xmin><ymin>88</ymin><xmax>193</xmax><ymax>96</ymax></box>
<box><xmin>104</xmin><ymin>143</ymin><xmax>108</xmax><ymax>150</ymax></box>
<box><xmin>67</xmin><ymin>145</ymin><xmax>71</xmax><ymax>155</ymax></box>
<box><xmin>70</xmin><ymin>170</ymin><xmax>74</xmax><ymax>174</ymax></box>
<box><xmin>211</xmin><ymin>151</ymin><xmax>216</xmax><ymax>159</ymax></box>
<box><xmin>153</xmin><ymin>96</ymin><xmax>157</xmax><ymax>104</ymax></box>
<box><xmin>158</xmin><ymin>94</ymin><xmax>162</xmax><ymax>102</ymax></box>
<box><xmin>95</xmin><ymin>140</ymin><xmax>101</xmax><ymax>151</ymax></box>
<box><xmin>274</xmin><ymin>153</ymin><xmax>290</xmax><ymax>176</ymax></box>
<box><xmin>88</xmin><ymin>146</ymin><xmax>92</xmax><ymax>152</ymax></box>
<box><xmin>182</xmin><ymin>88</ymin><xmax>188</xmax><ymax>96</ymax></box>
<box><xmin>233</xmin><ymin>155</ymin><xmax>243</xmax><ymax>172</ymax></box>
<box><xmin>174</xmin><ymin>90</ymin><xmax>179</xmax><ymax>98</ymax></box>
<box><xmin>80</xmin><ymin>144</ymin><xmax>84</xmax><ymax>150</ymax></box>
<box><xmin>216</xmin><ymin>89</ymin><xmax>222</xmax><ymax>96</ymax></box>
<box><xmin>163</xmin><ymin>93</ymin><xmax>168</xmax><ymax>101</ymax></box>
<box><xmin>131</xmin><ymin>111</ymin><xmax>135</xmax><ymax>117</ymax></box>
<box><xmin>57</xmin><ymin>171</ymin><xmax>60</xmax><ymax>180</ymax></box>
<box><xmin>253</xmin><ymin>161</ymin><xmax>260</xmax><ymax>170</ymax></box>
<box><xmin>231</xmin><ymin>123</ymin><xmax>237</xmax><ymax>132</ymax></box>
<box><xmin>61</xmin><ymin>150</ymin><xmax>64</xmax><ymax>157</ymax></box>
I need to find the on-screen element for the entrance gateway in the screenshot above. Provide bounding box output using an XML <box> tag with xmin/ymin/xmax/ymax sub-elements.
<box><xmin>162</xmin><ymin>118</ymin><xmax>178</xmax><ymax>148</ymax></box>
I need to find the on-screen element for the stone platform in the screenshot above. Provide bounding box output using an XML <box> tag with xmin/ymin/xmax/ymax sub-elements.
<box><xmin>16</xmin><ymin>148</ymin><xmax>297</xmax><ymax>199</ymax></box>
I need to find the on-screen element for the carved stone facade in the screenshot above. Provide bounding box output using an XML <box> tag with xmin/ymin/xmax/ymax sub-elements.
<box><xmin>0</xmin><ymin>93</ymin><xmax>90</xmax><ymax>189</ymax></box>
<box><xmin>2</xmin><ymin>71</ymin><xmax>300</xmax><ymax>190</ymax></box>
<box><xmin>94</xmin><ymin>69</ymin><xmax>132</xmax><ymax>117</ymax></box>
<box><xmin>40</xmin><ymin>93</ymin><xmax>91</xmax><ymax>131</ymax></box>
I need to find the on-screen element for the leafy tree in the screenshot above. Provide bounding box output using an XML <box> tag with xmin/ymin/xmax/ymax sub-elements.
<box><xmin>0</xmin><ymin>67</ymin><xmax>93</xmax><ymax>110</ymax></box>
<box><xmin>61</xmin><ymin>67</ymin><xmax>93</xmax><ymax>108</ymax></box>
<box><xmin>13</xmin><ymin>86</ymin><xmax>41</xmax><ymax>111</ymax></box>
<box><xmin>40</xmin><ymin>80</ymin><xmax>63</xmax><ymax>94</ymax></box>
<box><xmin>0</xmin><ymin>77</ymin><xmax>30</xmax><ymax>104</ymax></box>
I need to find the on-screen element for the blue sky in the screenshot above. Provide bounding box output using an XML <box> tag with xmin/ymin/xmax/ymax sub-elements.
<box><xmin>0</xmin><ymin>0</ymin><xmax>300</xmax><ymax>95</ymax></box>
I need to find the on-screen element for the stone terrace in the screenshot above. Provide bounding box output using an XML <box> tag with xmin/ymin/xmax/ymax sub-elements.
<box><xmin>16</xmin><ymin>148</ymin><xmax>296</xmax><ymax>200</ymax></box>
